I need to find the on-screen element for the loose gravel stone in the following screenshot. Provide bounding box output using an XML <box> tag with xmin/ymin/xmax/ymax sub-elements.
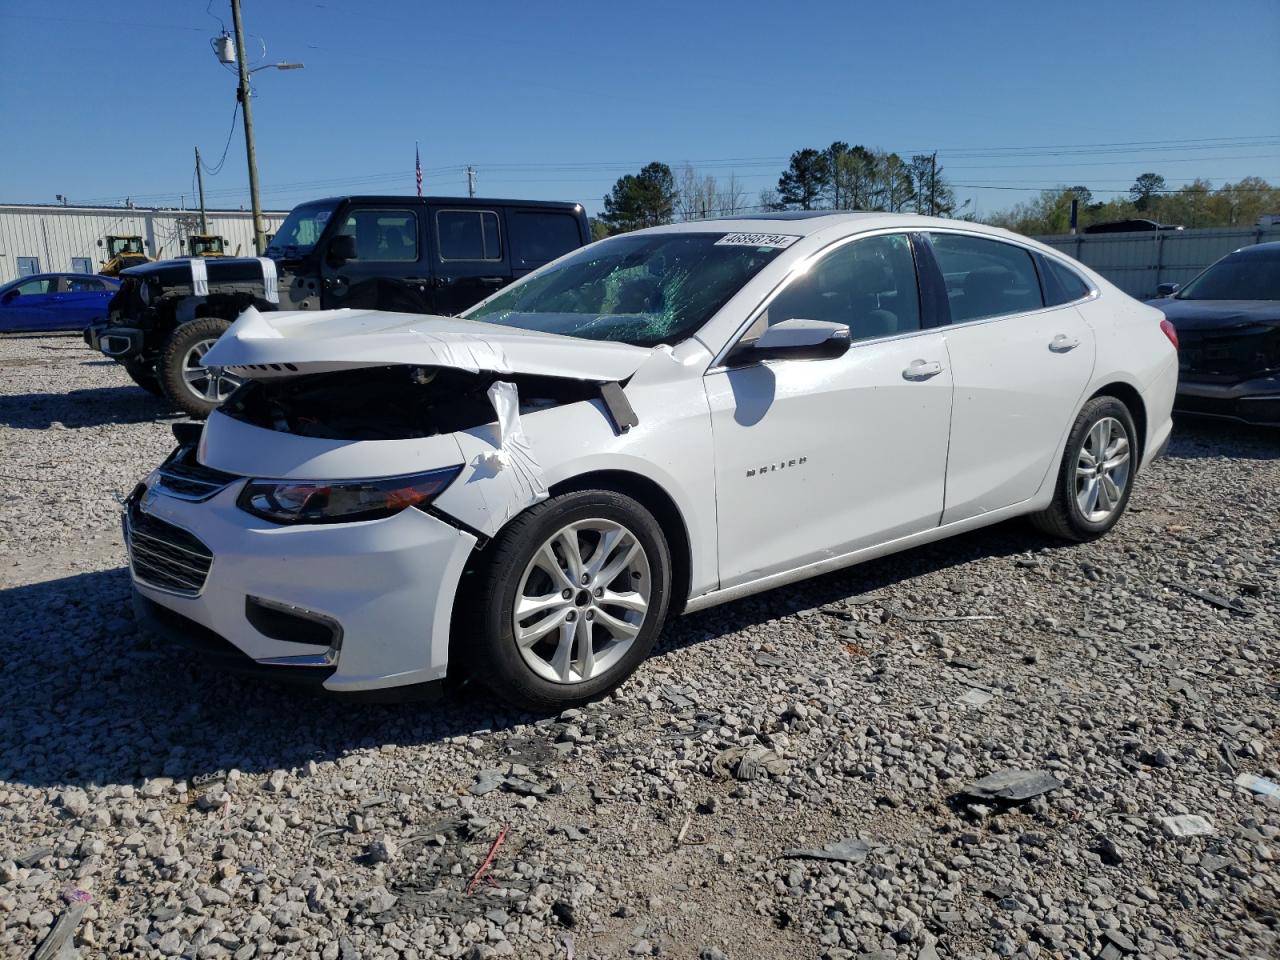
<box><xmin>1</xmin><ymin>335</ymin><xmax>1277</xmax><ymax>959</ymax></box>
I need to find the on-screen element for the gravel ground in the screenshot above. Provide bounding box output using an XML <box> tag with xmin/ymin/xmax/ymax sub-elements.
<box><xmin>1</xmin><ymin>334</ymin><xmax>1277</xmax><ymax>960</ymax></box>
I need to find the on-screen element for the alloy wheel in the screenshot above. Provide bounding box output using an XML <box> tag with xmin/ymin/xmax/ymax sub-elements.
<box><xmin>1075</xmin><ymin>416</ymin><xmax>1131</xmax><ymax>523</ymax></box>
<box><xmin>181</xmin><ymin>338</ymin><xmax>241</xmax><ymax>404</ymax></box>
<box><xmin>513</xmin><ymin>518</ymin><xmax>651</xmax><ymax>684</ymax></box>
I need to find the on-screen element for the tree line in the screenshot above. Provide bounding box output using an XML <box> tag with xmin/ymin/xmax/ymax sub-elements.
<box><xmin>594</xmin><ymin>153</ymin><xmax>1280</xmax><ymax>238</ymax></box>
<box><xmin>985</xmin><ymin>175</ymin><xmax>1280</xmax><ymax>235</ymax></box>
<box><xmin>595</xmin><ymin>144</ymin><xmax>960</xmax><ymax>236</ymax></box>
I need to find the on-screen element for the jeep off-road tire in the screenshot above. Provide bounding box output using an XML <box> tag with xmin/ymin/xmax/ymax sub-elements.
<box><xmin>1031</xmin><ymin>395</ymin><xmax>1138</xmax><ymax>542</ymax></box>
<box><xmin>158</xmin><ymin>317</ymin><xmax>236</xmax><ymax>419</ymax></box>
<box><xmin>123</xmin><ymin>358</ymin><xmax>163</xmax><ymax>397</ymax></box>
<box><xmin>464</xmin><ymin>489</ymin><xmax>672</xmax><ymax>712</ymax></box>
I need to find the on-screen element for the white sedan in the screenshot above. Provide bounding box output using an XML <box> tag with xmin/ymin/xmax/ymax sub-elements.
<box><xmin>125</xmin><ymin>213</ymin><xmax>1178</xmax><ymax>709</ymax></box>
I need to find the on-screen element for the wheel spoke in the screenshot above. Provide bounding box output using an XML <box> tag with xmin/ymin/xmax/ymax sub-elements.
<box><xmin>515</xmin><ymin>592</ymin><xmax>570</xmax><ymax>621</ymax></box>
<box><xmin>594</xmin><ymin>538</ymin><xmax>640</xmax><ymax>588</ymax></box>
<box><xmin>584</xmin><ymin>527</ymin><xmax>626</xmax><ymax>579</ymax></box>
<box><xmin>182</xmin><ymin>368</ymin><xmax>205</xmax><ymax>385</ymax></box>
<box><xmin>599</xmin><ymin>588</ymin><xmax>647</xmax><ymax>614</ymax></box>
<box><xmin>592</xmin><ymin>607</ymin><xmax>640</xmax><ymax>640</ymax></box>
<box><xmin>551</xmin><ymin>619</ymin><xmax>576</xmax><ymax>681</ymax></box>
<box><xmin>516</xmin><ymin>607</ymin><xmax>569</xmax><ymax>648</ymax></box>
<box><xmin>1078</xmin><ymin>448</ymin><xmax>1097</xmax><ymax>468</ymax></box>
<box><xmin>554</xmin><ymin>528</ymin><xmax>585</xmax><ymax>582</ymax></box>
<box><xmin>575</xmin><ymin>617</ymin><xmax>596</xmax><ymax>680</ymax></box>
<box><xmin>533</xmin><ymin>543</ymin><xmax>574</xmax><ymax>591</ymax></box>
<box><xmin>203</xmin><ymin>377</ymin><xmax>221</xmax><ymax>401</ymax></box>
<box><xmin>1101</xmin><ymin>473</ymin><xmax>1122</xmax><ymax>505</ymax></box>
<box><xmin>1083</xmin><ymin>477</ymin><xmax>1100</xmax><ymax>515</ymax></box>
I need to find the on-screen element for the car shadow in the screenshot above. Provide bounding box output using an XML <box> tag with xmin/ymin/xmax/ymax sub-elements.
<box><xmin>667</xmin><ymin>516</ymin><xmax>1055</xmax><ymax>644</ymax></box>
<box><xmin>0</xmin><ymin>567</ymin><xmax>536</xmax><ymax>791</ymax></box>
<box><xmin>0</xmin><ymin>386</ymin><xmax>179</xmax><ymax>428</ymax></box>
<box><xmin>1165</xmin><ymin>415</ymin><xmax>1279</xmax><ymax>460</ymax></box>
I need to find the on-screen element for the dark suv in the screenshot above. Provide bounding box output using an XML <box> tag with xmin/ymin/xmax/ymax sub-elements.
<box><xmin>86</xmin><ymin>195</ymin><xmax>591</xmax><ymax>417</ymax></box>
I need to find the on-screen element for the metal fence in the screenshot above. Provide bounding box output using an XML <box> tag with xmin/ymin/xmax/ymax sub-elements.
<box><xmin>1034</xmin><ymin>225</ymin><xmax>1280</xmax><ymax>300</ymax></box>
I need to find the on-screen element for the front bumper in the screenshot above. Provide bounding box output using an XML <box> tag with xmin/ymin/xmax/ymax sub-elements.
<box><xmin>85</xmin><ymin>321</ymin><xmax>145</xmax><ymax>360</ymax></box>
<box><xmin>1175</xmin><ymin>375</ymin><xmax>1280</xmax><ymax>427</ymax></box>
<box><xmin>125</xmin><ymin>476</ymin><xmax>478</xmax><ymax>692</ymax></box>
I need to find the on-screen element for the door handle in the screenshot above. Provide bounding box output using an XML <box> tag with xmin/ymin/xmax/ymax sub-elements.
<box><xmin>1049</xmin><ymin>334</ymin><xmax>1080</xmax><ymax>352</ymax></box>
<box><xmin>478</xmin><ymin>276</ymin><xmax>507</xmax><ymax>286</ymax></box>
<box><xmin>902</xmin><ymin>359</ymin><xmax>943</xmax><ymax>381</ymax></box>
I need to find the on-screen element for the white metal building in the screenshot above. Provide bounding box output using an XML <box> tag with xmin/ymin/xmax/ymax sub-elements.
<box><xmin>0</xmin><ymin>204</ymin><xmax>290</xmax><ymax>284</ymax></box>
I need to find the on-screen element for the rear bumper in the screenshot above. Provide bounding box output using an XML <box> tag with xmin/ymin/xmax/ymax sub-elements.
<box><xmin>1175</xmin><ymin>376</ymin><xmax>1280</xmax><ymax>426</ymax></box>
<box><xmin>85</xmin><ymin>321</ymin><xmax>145</xmax><ymax>360</ymax></box>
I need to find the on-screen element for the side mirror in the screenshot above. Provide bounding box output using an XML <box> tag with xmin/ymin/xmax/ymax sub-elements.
<box><xmin>740</xmin><ymin>318</ymin><xmax>851</xmax><ymax>363</ymax></box>
<box><xmin>1156</xmin><ymin>282</ymin><xmax>1180</xmax><ymax>297</ymax></box>
<box><xmin>1</xmin><ymin>290</ymin><xmax>18</xmax><ymax>304</ymax></box>
<box><xmin>327</xmin><ymin>234</ymin><xmax>357</xmax><ymax>266</ymax></box>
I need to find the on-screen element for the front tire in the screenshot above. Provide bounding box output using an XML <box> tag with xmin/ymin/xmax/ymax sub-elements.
<box><xmin>158</xmin><ymin>318</ymin><xmax>241</xmax><ymax>419</ymax></box>
<box><xmin>466</xmin><ymin>489</ymin><xmax>672</xmax><ymax>711</ymax></box>
<box><xmin>1031</xmin><ymin>395</ymin><xmax>1138</xmax><ymax>542</ymax></box>
<box><xmin>123</xmin><ymin>357</ymin><xmax>163</xmax><ymax>397</ymax></box>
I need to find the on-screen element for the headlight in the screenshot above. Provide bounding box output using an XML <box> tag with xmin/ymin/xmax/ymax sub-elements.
<box><xmin>238</xmin><ymin>466</ymin><xmax>462</xmax><ymax>525</ymax></box>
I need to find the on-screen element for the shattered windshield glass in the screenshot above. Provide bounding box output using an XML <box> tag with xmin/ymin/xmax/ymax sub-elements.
<box><xmin>464</xmin><ymin>232</ymin><xmax>787</xmax><ymax>347</ymax></box>
<box><xmin>265</xmin><ymin>201</ymin><xmax>336</xmax><ymax>258</ymax></box>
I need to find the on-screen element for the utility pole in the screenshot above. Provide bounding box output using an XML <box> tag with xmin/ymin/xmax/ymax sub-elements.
<box><xmin>929</xmin><ymin>152</ymin><xmax>938</xmax><ymax>217</ymax></box>
<box><xmin>466</xmin><ymin>166</ymin><xmax>477</xmax><ymax>198</ymax></box>
<box><xmin>194</xmin><ymin>146</ymin><xmax>209</xmax><ymax>234</ymax></box>
<box><xmin>231</xmin><ymin>0</ymin><xmax>264</xmax><ymax>254</ymax></box>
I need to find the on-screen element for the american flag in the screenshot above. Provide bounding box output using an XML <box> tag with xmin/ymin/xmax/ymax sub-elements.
<box><xmin>415</xmin><ymin>143</ymin><xmax>423</xmax><ymax>197</ymax></box>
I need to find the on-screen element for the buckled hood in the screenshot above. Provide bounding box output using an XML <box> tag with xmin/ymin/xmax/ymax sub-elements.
<box><xmin>201</xmin><ymin>306</ymin><xmax>652</xmax><ymax>382</ymax></box>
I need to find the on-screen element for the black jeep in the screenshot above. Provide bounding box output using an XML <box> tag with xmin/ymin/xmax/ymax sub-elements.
<box><xmin>86</xmin><ymin>195</ymin><xmax>590</xmax><ymax>417</ymax></box>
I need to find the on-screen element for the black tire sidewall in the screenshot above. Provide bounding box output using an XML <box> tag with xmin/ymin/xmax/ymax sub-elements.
<box><xmin>159</xmin><ymin>317</ymin><xmax>232</xmax><ymax>418</ymax></box>
<box><xmin>471</xmin><ymin>490</ymin><xmax>671</xmax><ymax>711</ymax></box>
<box><xmin>1059</xmin><ymin>397</ymin><xmax>1138</xmax><ymax>538</ymax></box>
<box><xmin>123</xmin><ymin>358</ymin><xmax>163</xmax><ymax>396</ymax></box>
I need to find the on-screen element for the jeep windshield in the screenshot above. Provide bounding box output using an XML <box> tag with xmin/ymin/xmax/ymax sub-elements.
<box><xmin>464</xmin><ymin>232</ymin><xmax>786</xmax><ymax>347</ymax></box>
<box><xmin>265</xmin><ymin>201</ymin><xmax>336</xmax><ymax>258</ymax></box>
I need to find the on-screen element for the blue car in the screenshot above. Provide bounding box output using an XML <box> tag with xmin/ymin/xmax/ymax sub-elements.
<box><xmin>0</xmin><ymin>272</ymin><xmax>121</xmax><ymax>334</ymax></box>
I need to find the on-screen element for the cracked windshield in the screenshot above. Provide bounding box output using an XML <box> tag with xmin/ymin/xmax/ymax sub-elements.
<box><xmin>465</xmin><ymin>233</ymin><xmax>786</xmax><ymax>347</ymax></box>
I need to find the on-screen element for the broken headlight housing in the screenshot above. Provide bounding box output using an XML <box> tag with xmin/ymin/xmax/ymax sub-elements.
<box><xmin>238</xmin><ymin>466</ymin><xmax>462</xmax><ymax>525</ymax></box>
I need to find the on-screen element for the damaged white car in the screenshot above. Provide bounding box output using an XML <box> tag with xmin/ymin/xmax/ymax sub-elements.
<box><xmin>125</xmin><ymin>213</ymin><xmax>1178</xmax><ymax>708</ymax></box>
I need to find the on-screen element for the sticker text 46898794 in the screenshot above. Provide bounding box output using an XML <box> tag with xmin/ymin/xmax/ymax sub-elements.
<box><xmin>714</xmin><ymin>233</ymin><xmax>801</xmax><ymax>249</ymax></box>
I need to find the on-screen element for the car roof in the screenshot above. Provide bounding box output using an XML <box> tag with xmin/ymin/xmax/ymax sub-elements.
<box><xmin>305</xmin><ymin>195</ymin><xmax>585</xmax><ymax>211</ymax></box>
<box><xmin>1226</xmin><ymin>240</ymin><xmax>1280</xmax><ymax>257</ymax></box>
<box><xmin>622</xmin><ymin>211</ymin><xmax>1041</xmax><ymax>246</ymax></box>
<box><xmin>5</xmin><ymin>272</ymin><xmax>119</xmax><ymax>284</ymax></box>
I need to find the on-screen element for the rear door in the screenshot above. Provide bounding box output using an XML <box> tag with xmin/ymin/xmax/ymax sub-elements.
<box><xmin>53</xmin><ymin>275</ymin><xmax>115</xmax><ymax>329</ymax></box>
<box><xmin>428</xmin><ymin>205</ymin><xmax>510</xmax><ymax>315</ymax></box>
<box><xmin>926</xmin><ymin>231</ymin><xmax>1096</xmax><ymax>523</ymax></box>
<box><xmin>319</xmin><ymin>204</ymin><xmax>432</xmax><ymax>313</ymax></box>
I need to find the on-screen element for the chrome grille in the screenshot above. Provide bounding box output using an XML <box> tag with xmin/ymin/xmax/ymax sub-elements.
<box><xmin>154</xmin><ymin>447</ymin><xmax>238</xmax><ymax>502</ymax></box>
<box><xmin>126</xmin><ymin>502</ymin><xmax>214</xmax><ymax>596</ymax></box>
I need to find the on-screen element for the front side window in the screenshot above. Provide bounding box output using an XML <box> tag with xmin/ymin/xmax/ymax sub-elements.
<box><xmin>1177</xmin><ymin>251</ymin><xmax>1280</xmax><ymax>301</ymax></box>
<box><xmin>265</xmin><ymin>201</ymin><xmax>336</xmax><ymax>257</ymax></box>
<box><xmin>337</xmin><ymin>209</ymin><xmax>419</xmax><ymax>262</ymax></box>
<box><xmin>465</xmin><ymin>232</ymin><xmax>786</xmax><ymax>346</ymax></box>
<box><xmin>764</xmin><ymin>233</ymin><xmax>921</xmax><ymax>341</ymax></box>
<box><xmin>437</xmin><ymin>210</ymin><xmax>502</xmax><ymax>261</ymax></box>
<box><xmin>13</xmin><ymin>278</ymin><xmax>53</xmax><ymax>295</ymax></box>
<box><xmin>931</xmin><ymin>233</ymin><xmax>1044</xmax><ymax>323</ymax></box>
<box><xmin>509</xmin><ymin>211</ymin><xmax>582</xmax><ymax>267</ymax></box>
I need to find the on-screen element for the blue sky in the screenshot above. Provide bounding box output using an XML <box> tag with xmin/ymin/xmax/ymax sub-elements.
<box><xmin>2</xmin><ymin>0</ymin><xmax>1278</xmax><ymax>218</ymax></box>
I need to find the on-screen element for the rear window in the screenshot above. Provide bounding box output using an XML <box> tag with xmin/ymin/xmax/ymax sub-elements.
<box><xmin>1042</xmin><ymin>257</ymin><xmax>1092</xmax><ymax>305</ymax></box>
<box><xmin>437</xmin><ymin>210</ymin><xmax>502</xmax><ymax>261</ymax></box>
<box><xmin>509</xmin><ymin>211</ymin><xmax>582</xmax><ymax>268</ymax></box>
<box><xmin>930</xmin><ymin>233</ymin><xmax>1044</xmax><ymax>323</ymax></box>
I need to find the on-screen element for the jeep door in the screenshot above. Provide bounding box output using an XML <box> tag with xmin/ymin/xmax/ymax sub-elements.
<box><xmin>428</xmin><ymin>206</ymin><xmax>512</xmax><ymax>315</ymax></box>
<box><xmin>319</xmin><ymin>205</ymin><xmax>433</xmax><ymax>313</ymax></box>
<box><xmin>705</xmin><ymin>233</ymin><xmax>952</xmax><ymax>588</ymax></box>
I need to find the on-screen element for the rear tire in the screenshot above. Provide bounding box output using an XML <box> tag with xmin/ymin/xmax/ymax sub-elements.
<box><xmin>1031</xmin><ymin>395</ymin><xmax>1138</xmax><ymax>542</ymax></box>
<box><xmin>464</xmin><ymin>489</ymin><xmax>672</xmax><ymax>712</ymax></box>
<box><xmin>123</xmin><ymin>358</ymin><xmax>163</xmax><ymax>397</ymax></box>
<box><xmin>158</xmin><ymin>317</ymin><xmax>239</xmax><ymax>419</ymax></box>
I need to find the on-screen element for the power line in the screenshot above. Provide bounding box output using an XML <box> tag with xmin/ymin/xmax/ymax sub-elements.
<box><xmin>200</xmin><ymin>102</ymin><xmax>241</xmax><ymax>177</ymax></box>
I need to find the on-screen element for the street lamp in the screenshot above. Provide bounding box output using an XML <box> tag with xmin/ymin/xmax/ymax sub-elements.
<box><xmin>211</xmin><ymin>1</ymin><xmax>304</xmax><ymax>255</ymax></box>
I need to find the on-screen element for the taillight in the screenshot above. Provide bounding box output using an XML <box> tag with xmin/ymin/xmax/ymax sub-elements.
<box><xmin>1160</xmin><ymin>318</ymin><xmax>1179</xmax><ymax>350</ymax></box>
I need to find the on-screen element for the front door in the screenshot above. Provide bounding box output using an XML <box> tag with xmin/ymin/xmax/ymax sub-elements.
<box><xmin>926</xmin><ymin>231</ymin><xmax>1096</xmax><ymax>523</ymax></box>
<box><xmin>319</xmin><ymin>205</ymin><xmax>432</xmax><ymax>313</ymax></box>
<box><xmin>705</xmin><ymin>232</ymin><xmax>953</xmax><ymax>589</ymax></box>
<box><xmin>0</xmin><ymin>276</ymin><xmax>57</xmax><ymax>332</ymax></box>
<box><xmin>428</xmin><ymin>206</ymin><xmax>512</xmax><ymax>315</ymax></box>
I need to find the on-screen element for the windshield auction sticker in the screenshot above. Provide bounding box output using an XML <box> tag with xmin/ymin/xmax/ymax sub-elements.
<box><xmin>715</xmin><ymin>233</ymin><xmax>801</xmax><ymax>248</ymax></box>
